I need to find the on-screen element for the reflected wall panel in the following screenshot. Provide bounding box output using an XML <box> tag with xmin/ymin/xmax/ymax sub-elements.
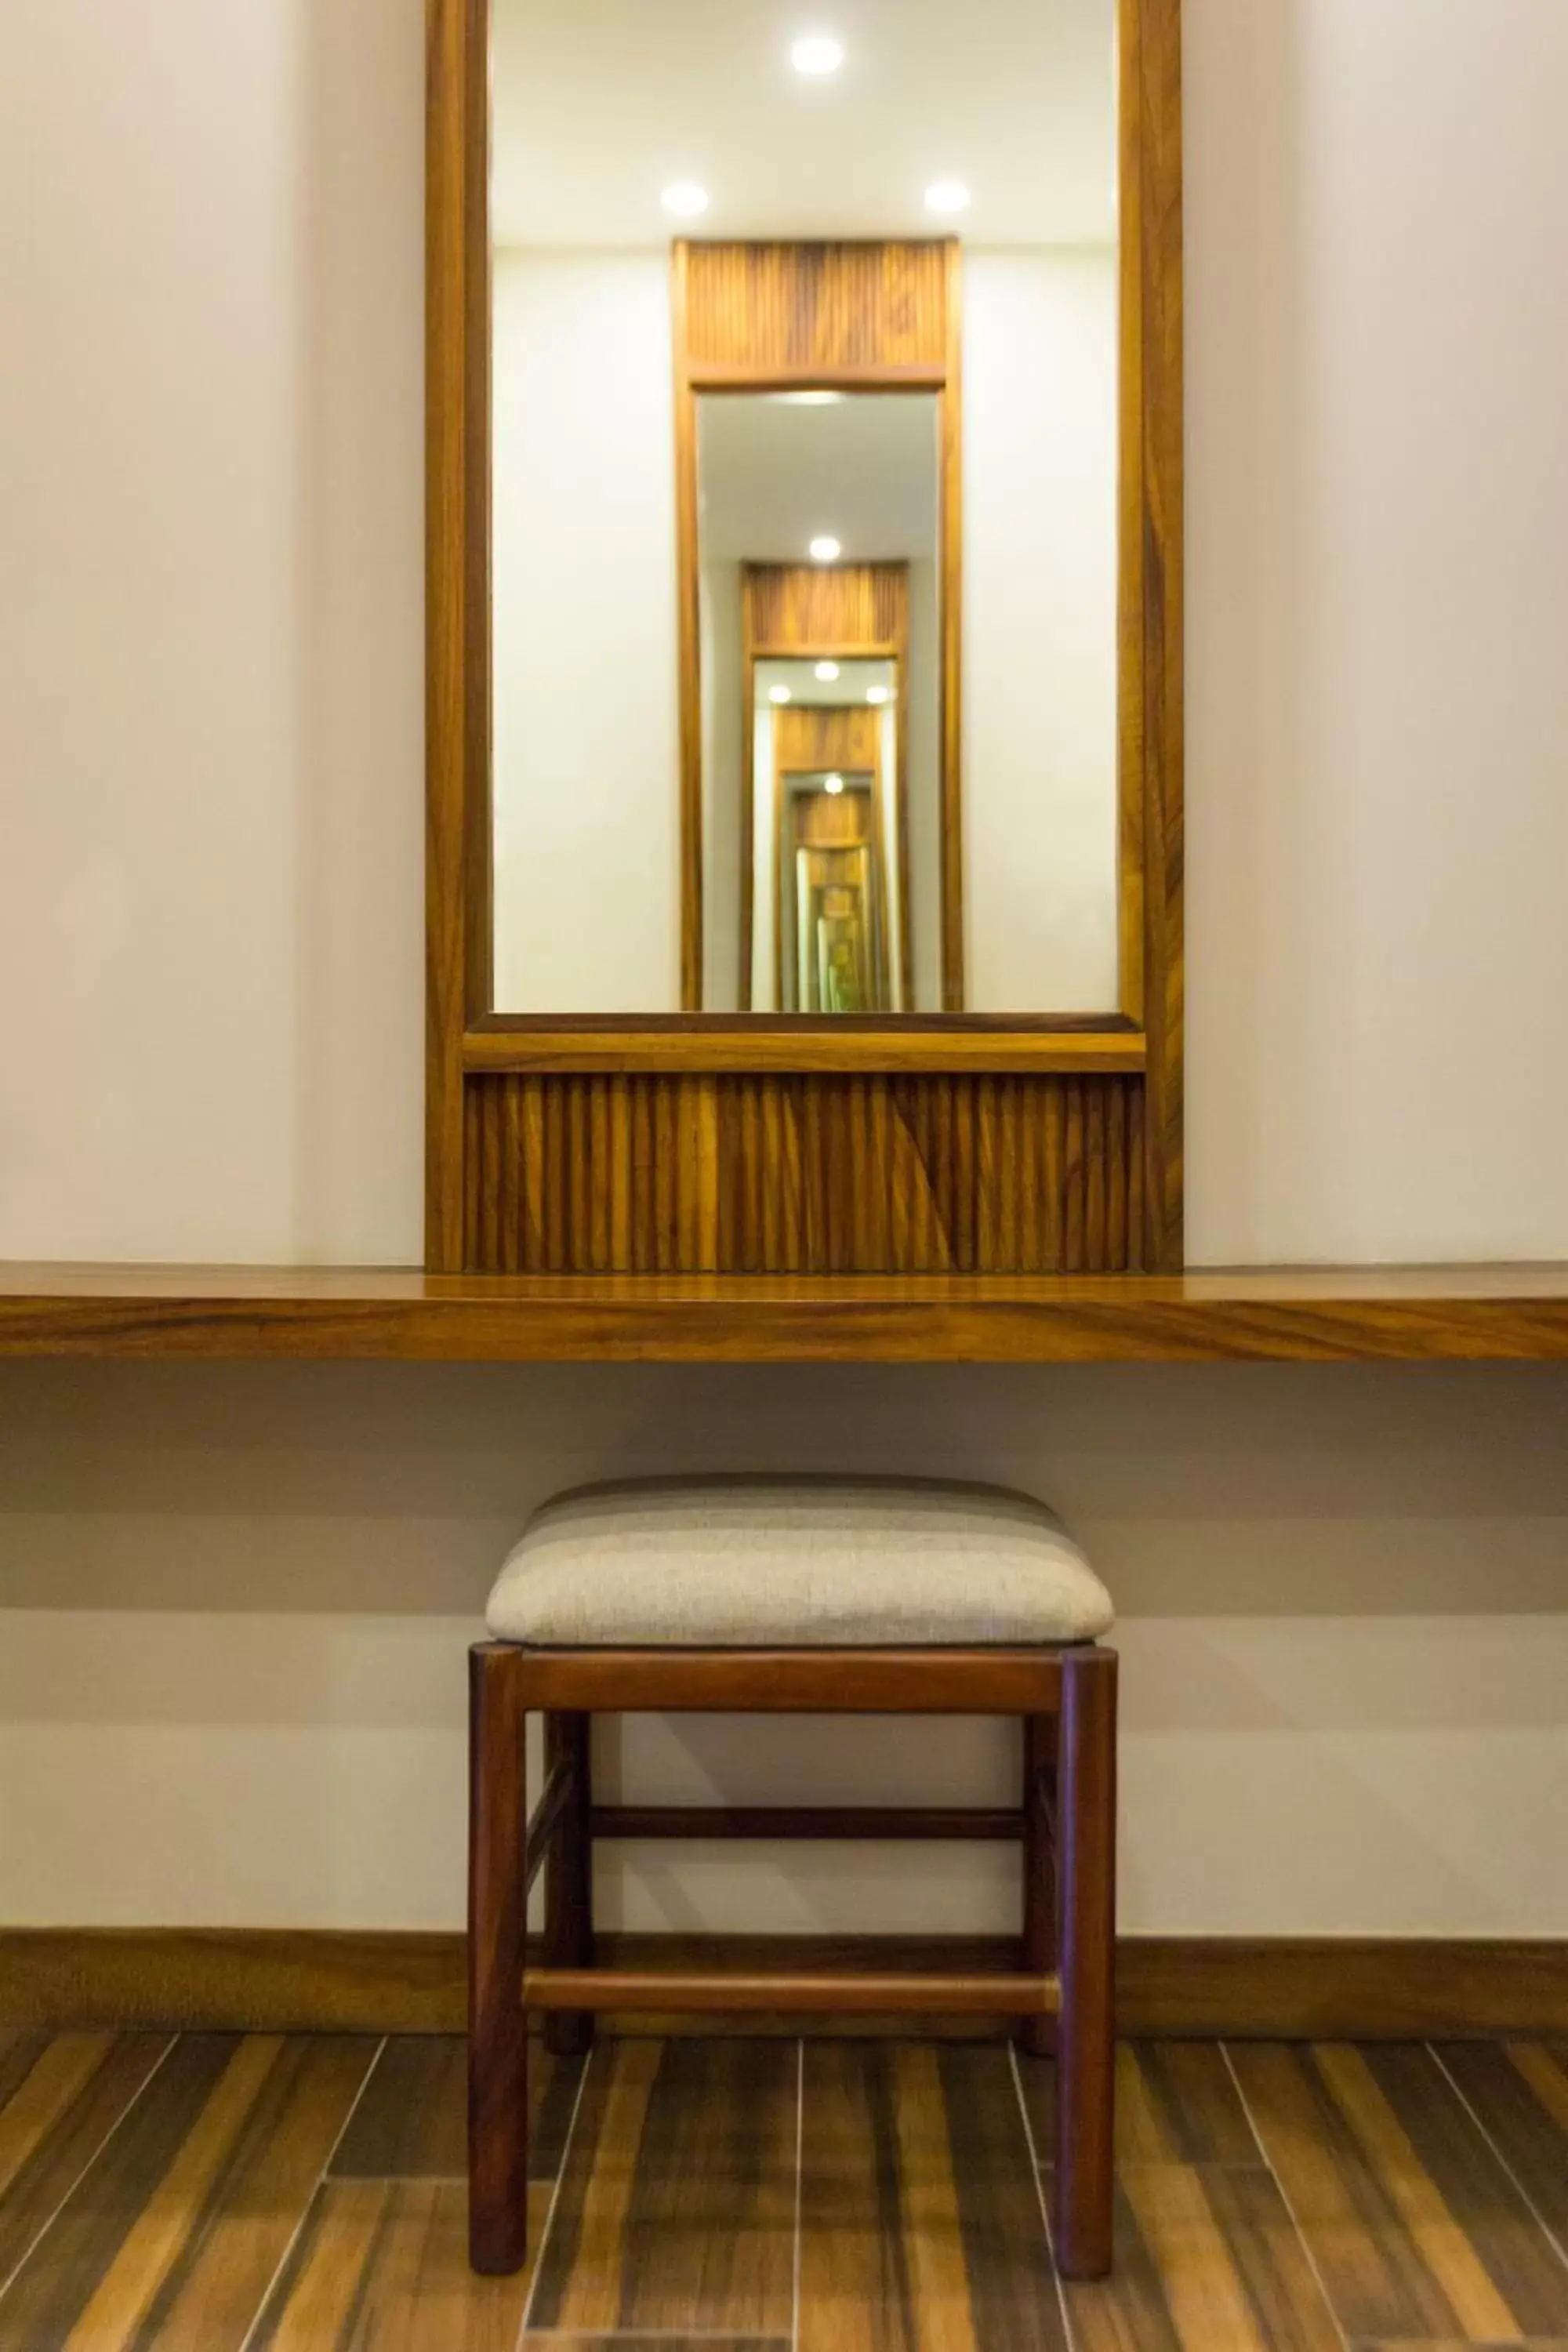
<box><xmin>461</xmin><ymin>1073</ymin><xmax>1149</xmax><ymax>1273</ymax></box>
<box><xmin>681</xmin><ymin>241</ymin><xmax>951</xmax><ymax>375</ymax></box>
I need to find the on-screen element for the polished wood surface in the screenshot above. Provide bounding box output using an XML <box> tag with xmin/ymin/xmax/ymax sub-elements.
<box><xmin>8</xmin><ymin>1262</ymin><xmax>1568</xmax><ymax>1359</ymax></box>
<box><xmin>681</xmin><ymin>241</ymin><xmax>950</xmax><ymax>374</ymax></box>
<box><xmin>459</xmin><ymin>1072</ymin><xmax>1152</xmax><ymax>1272</ymax></box>
<box><xmin>426</xmin><ymin>0</ymin><xmax>491</xmax><ymax>1271</ymax></box>
<box><xmin>5</xmin><ymin>2030</ymin><xmax>1564</xmax><ymax>2351</ymax></box>
<box><xmin>524</xmin><ymin>1968</ymin><xmax>1058</xmax><ymax>2019</ymax></box>
<box><xmin>528</xmin><ymin>2038</ymin><xmax>797</xmax><ymax>2335</ymax></box>
<box><xmin>1230</xmin><ymin>2042</ymin><xmax>1568</xmax><ymax>2341</ymax></box>
<box><xmin>468</xmin><ymin>1646</ymin><xmax>528</xmax><ymax>2270</ymax></box>
<box><xmin>1120</xmin><ymin>0</ymin><xmax>1185</xmax><ymax>1266</ymax></box>
<box><xmin>1054</xmin><ymin>1651</ymin><xmax>1118</xmax><ymax>2277</ymax></box>
<box><xmin>799</xmin><ymin>2042</ymin><xmax>1065</xmax><ymax>2352</ymax></box>
<box><xmin>426</xmin><ymin>2</ymin><xmax>1185</xmax><ymax>1265</ymax></box>
<box><xmin>470</xmin><ymin>1641</ymin><xmax>1116</xmax><ymax>2274</ymax></box>
<box><xmin>10</xmin><ymin>1927</ymin><xmax>1568</xmax><ymax>2041</ymax></box>
<box><xmin>459</xmin><ymin>1022</ymin><xmax>1148</xmax><ymax>1073</ymax></box>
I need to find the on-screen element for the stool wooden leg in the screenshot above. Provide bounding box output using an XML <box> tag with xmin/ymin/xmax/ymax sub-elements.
<box><xmin>469</xmin><ymin>1645</ymin><xmax>529</xmax><ymax>2274</ymax></box>
<box><xmin>543</xmin><ymin>1711</ymin><xmax>594</xmax><ymax>2057</ymax></box>
<box><xmin>1053</xmin><ymin>1646</ymin><xmax>1116</xmax><ymax>2280</ymax></box>
<box><xmin>1021</xmin><ymin>1713</ymin><xmax>1055</xmax><ymax>2059</ymax></box>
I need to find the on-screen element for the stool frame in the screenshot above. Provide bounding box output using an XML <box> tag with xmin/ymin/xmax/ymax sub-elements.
<box><xmin>468</xmin><ymin>1642</ymin><xmax>1117</xmax><ymax>2278</ymax></box>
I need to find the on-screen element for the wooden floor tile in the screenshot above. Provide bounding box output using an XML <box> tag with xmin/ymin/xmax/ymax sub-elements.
<box><xmin>330</xmin><ymin>2035</ymin><xmax>585</xmax><ymax>2182</ymax></box>
<box><xmin>799</xmin><ymin>2041</ymin><xmax>1066</xmax><ymax>2352</ymax></box>
<box><xmin>525</xmin><ymin>2038</ymin><xmax>797</xmax><ymax>2335</ymax></box>
<box><xmin>1231</xmin><ymin>2042</ymin><xmax>1568</xmax><ymax>2343</ymax></box>
<box><xmin>0</xmin><ymin>2032</ymin><xmax>171</xmax><ymax>2292</ymax></box>
<box><xmin>1062</xmin><ymin>2163</ymin><xmax>1342</xmax><ymax>2352</ymax></box>
<box><xmin>1435</xmin><ymin>2044</ymin><xmax>1568</xmax><ymax>2258</ymax></box>
<box><xmin>249</xmin><ymin>2176</ymin><xmax>551</xmax><ymax>2351</ymax></box>
<box><xmin>0</xmin><ymin>2031</ymin><xmax>374</xmax><ymax>2350</ymax></box>
<box><xmin>1018</xmin><ymin>2042</ymin><xmax>1264</xmax><ymax>2169</ymax></box>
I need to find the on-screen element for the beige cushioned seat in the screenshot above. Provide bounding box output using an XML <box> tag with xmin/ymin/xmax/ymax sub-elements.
<box><xmin>485</xmin><ymin>1477</ymin><xmax>1113</xmax><ymax>1649</ymax></box>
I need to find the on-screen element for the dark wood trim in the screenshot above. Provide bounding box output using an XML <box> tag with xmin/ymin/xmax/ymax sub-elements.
<box><xmin>425</xmin><ymin>0</ymin><xmax>492</xmax><ymax>1271</ymax></box>
<box><xmin>593</xmin><ymin>1805</ymin><xmax>1023</xmax><ymax>1842</ymax></box>
<box><xmin>685</xmin><ymin>361</ymin><xmax>952</xmax><ymax>392</ymax></box>
<box><xmin>672</xmin><ymin>241</ymin><xmax>704</xmax><ymax>1011</ymax></box>
<box><xmin>523</xmin><ymin>1965</ymin><xmax>1058</xmax><ymax>2018</ymax></box>
<box><xmin>505</xmin><ymin>1646</ymin><xmax>1063</xmax><ymax>1715</ymax></box>
<box><xmin>467</xmin><ymin>1645</ymin><xmax>528</xmax><ymax>2270</ymax></box>
<box><xmin>459</xmin><ymin>1025</ymin><xmax>1146</xmax><ymax>1075</ymax></box>
<box><xmin>939</xmin><ymin>238</ymin><xmax>966</xmax><ymax>1011</ymax></box>
<box><xmin>521</xmin><ymin>1755</ymin><xmax>572</xmax><ymax>1891</ymax></box>
<box><xmin>7</xmin><ymin>1264</ymin><xmax>1568</xmax><ymax>1361</ymax></box>
<box><xmin>1121</xmin><ymin>0</ymin><xmax>1185</xmax><ymax>1266</ymax></box>
<box><xmin>1054</xmin><ymin>1650</ymin><xmax>1116</xmax><ymax>2276</ymax></box>
<box><xmin>7</xmin><ymin>1929</ymin><xmax>1566</xmax><ymax>2039</ymax></box>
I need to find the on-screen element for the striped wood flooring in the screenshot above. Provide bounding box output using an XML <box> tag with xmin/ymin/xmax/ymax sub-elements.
<box><xmin>0</xmin><ymin>2030</ymin><xmax>1564</xmax><ymax>2349</ymax></box>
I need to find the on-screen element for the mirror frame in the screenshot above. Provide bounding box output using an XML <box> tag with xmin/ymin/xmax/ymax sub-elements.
<box><xmin>426</xmin><ymin>0</ymin><xmax>1182</xmax><ymax>1276</ymax></box>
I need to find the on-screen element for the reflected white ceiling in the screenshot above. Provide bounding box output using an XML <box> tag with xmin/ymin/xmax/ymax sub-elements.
<box><xmin>756</xmin><ymin>657</ymin><xmax>897</xmax><ymax>706</ymax></box>
<box><xmin>493</xmin><ymin>0</ymin><xmax>1117</xmax><ymax>248</ymax></box>
<box><xmin>699</xmin><ymin>394</ymin><xmax>938</xmax><ymax>563</ymax></box>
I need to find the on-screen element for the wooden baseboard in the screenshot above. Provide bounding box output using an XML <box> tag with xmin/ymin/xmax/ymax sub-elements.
<box><xmin>2</xmin><ymin>1928</ymin><xmax>1565</xmax><ymax>2041</ymax></box>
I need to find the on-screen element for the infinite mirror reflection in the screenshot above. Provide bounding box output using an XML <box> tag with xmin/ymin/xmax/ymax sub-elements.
<box><xmin>491</xmin><ymin>0</ymin><xmax>1120</xmax><ymax>1017</ymax></box>
<box><xmin>699</xmin><ymin>397</ymin><xmax>938</xmax><ymax>1013</ymax></box>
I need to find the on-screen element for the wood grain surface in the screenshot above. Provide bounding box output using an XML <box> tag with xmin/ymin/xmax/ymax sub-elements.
<box><xmin>7</xmin><ymin>1263</ymin><xmax>1568</xmax><ymax>1361</ymax></box>
<box><xmin>425</xmin><ymin>0</ymin><xmax>1185</xmax><ymax>1271</ymax></box>
<box><xmin>2</xmin><ymin>2031</ymin><xmax>1566</xmax><ymax>2349</ymax></box>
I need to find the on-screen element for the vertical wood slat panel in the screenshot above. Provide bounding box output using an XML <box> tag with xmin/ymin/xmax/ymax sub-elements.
<box><xmin>462</xmin><ymin>1076</ymin><xmax>1149</xmax><ymax>1275</ymax></box>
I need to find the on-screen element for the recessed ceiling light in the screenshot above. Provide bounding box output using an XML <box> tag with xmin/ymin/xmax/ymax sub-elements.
<box><xmin>924</xmin><ymin>180</ymin><xmax>971</xmax><ymax>216</ymax></box>
<box><xmin>775</xmin><ymin>389</ymin><xmax>844</xmax><ymax>407</ymax></box>
<box><xmin>823</xmin><ymin>772</ymin><xmax>845</xmax><ymax>796</ymax></box>
<box><xmin>808</xmin><ymin>535</ymin><xmax>841</xmax><ymax>563</ymax></box>
<box><xmin>791</xmin><ymin>33</ymin><xmax>845</xmax><ymax>76</ymax></box>
<box><xmin>866</xmin><ymin>685</ymin><xmax>891</xmax><ymax>705</ymax></box>
<box><xmin>815</xmin><ymin>660</ymin><xmax>840</xmax><ymax>682</ymax></box>
<box><xmin>768</xmin><ymin>685</ymin><xmax>793</xmax><ymax>705</ymax></box>
<box><xmin>661</xmin><ymin>182</ymin><xmax>710</xmax><ymax>220</ymax></box>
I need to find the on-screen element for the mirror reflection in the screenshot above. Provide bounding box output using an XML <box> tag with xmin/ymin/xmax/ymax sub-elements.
<box><xmin>699</xmin><ymin>394</ymin><xmax>939</xmax><ymax>1013</ymax></box>
<box><xmin>491</xmin><ymin>0</ymin><xmax>1120</xmax><ymax>1019</ymax></box>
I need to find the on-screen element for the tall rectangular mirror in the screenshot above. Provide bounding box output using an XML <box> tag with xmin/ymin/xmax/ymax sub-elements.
<box><xmin>489</xmin><ymin>0</ymin><xmax>1120</xmax><ymax>1018</ymax></box>
<box><xmin>426</xmin><ymin>0</ymin><xmax>1181</xmax><ymax>1276</ymax></box>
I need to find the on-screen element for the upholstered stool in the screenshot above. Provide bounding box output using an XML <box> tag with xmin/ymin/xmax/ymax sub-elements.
<box><xmin>468</xmin><ymin>1477</ymin><xmax>1118</xmax><ymax>2278</ymax></box>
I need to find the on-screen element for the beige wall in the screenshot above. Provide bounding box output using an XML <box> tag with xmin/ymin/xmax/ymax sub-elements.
<box><xmin>964</xmin><ymin>249</ymin><xmax>1120</xmax><ymax>1013</ymax></box>
<box><xmin>492</xmin><ymin>251</ymin><xmax>681</xmax><ymax>1014</ymax></box>
<box><xmin>2</xmin><ymin>0</ymin><xmax>1567</xmax><ymax>1936</ymax></box>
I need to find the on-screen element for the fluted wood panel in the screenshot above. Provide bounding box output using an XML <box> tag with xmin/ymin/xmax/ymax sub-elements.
<box><xmin>682</xmin><ymin>242</ymin><xmax>949</xmax><ymax>374</ymax></box>
<box><xmin>463</xmin><ymin>1074</ymin><xmax>1148</xmax><ymax>1274</ymax></box>
<box><xmin>745</xmin><ymin>564</ymin><xmax>907</xmax><ymax>651</ymax></box>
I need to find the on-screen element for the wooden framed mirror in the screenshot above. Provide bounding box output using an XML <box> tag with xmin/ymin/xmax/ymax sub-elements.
<box><xmin>427</xmin><ymin>0</ymin><xmax>1182</xmax><ymax>1276</ymax></box>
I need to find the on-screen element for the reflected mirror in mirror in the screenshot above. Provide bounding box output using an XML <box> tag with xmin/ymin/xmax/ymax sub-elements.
<box><xmin>491</xmin><ymin>0</ymin><xmax>1120</xmax><ymax>1019</ymax></box>
<box><xmin>700</xmin><ymin>396</ymin><xmax>938</xmax><ymax>1014</ymax></box>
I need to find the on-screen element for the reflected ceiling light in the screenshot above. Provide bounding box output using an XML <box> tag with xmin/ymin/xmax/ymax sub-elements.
<box><xmin>815</xmin><ymin>660</ymin><xmax>840</xmax><ymax>682</ymax></box>
<box><xmin>791</xmin><ymin>33</ymin><xmax>845</xmax><ymax>76</ymax></box>
<box><xmin>660</xmin><ymin>181</ymin><xmax>710</xmax><ymax>219</ymax></box>
<box><xmin>823</xmin><ymin>772</ymin><xmax>845</xmax><ymax>795</ymax></box>
<box><xmin>865</xmin><ymin>685</ymin><xmax>891</xmax><ymax>705</ymax></box>
<box><xmin>775</xmin><ymin>389</ymin><xmax>844</xmax><ymax>406</ymax></box>
<box><xmin>808</xmin><ymin>534</ymin><xmax>841</xmax><ymax>562</ymax></box>
<box><xmin>768</xmin><ymin>685</ymin><xmax>793</xmax><ymax>705</ymax></box>
<box><xmin>923</xmin><ymin>180</ymin><xmax>971</xmax><ymax>216</ymax></box>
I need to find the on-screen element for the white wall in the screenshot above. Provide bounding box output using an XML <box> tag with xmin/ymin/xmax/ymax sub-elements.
<box><xmin>492</xmin><ymin>252</ymin><xmax>679</xmax><ymax>1012</ymax></box>
<box><xmin>4</xmin><ymin>0</ymin><xmax>1568</xmax><ymax>1939</ymax></box>
<box><xmin>699</xmin><ymin>560</ymin><xmax>742</xmax><ymax>1011</ymax></box>
<box><xmin>964</xmin><ymin>250</ymin><xmax>1121</xmax><ymax>1011</ymax></box>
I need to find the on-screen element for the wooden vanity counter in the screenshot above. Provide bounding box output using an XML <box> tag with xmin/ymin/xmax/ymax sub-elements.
<box><xmin>4</xmin><ymin>1264</ymin><xmax>1568</xmax><ymax>1364</ymax></box>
